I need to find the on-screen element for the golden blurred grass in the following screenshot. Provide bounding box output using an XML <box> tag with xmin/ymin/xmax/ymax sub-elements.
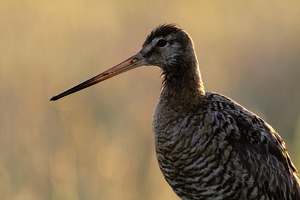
<box><xmin>1</xmin><ymin>1</ymin><xmax>300</xmax><ymax>199</ymax></box>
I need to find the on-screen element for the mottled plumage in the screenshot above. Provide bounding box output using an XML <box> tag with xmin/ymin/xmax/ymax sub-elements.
<box><xmin>51</xmin><ymin>24</ymin><xmax>300</xmax><ymax>199</ymax></box>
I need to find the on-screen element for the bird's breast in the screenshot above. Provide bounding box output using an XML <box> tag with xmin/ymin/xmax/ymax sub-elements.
<box><xmin>151</xmin><ymin>98</ymin><xmax>247</xmax><ymax>199</ymax></box>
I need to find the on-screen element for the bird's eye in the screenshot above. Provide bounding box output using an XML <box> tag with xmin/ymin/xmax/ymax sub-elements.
<box><xmin>156</xmin><ymin>39</ymin><xmax>167</xmax><ymax>47</ymax></box>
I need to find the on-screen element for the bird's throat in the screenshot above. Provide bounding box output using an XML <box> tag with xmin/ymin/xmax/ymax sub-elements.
<box><xmin>160</xmin><ymin>65</ymin><xmax>205</xmax><ymax>106</ymax></box>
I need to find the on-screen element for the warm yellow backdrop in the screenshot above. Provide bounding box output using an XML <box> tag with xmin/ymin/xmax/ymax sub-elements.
<box><xmin>1</xmin><ymin>1</ymin><xmax>300</xmax><ymax>199</ymax></box>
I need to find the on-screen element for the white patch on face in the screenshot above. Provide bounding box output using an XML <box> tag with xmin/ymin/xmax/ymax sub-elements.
<box><xmin>142</xmin><ymin>42</ymin><xmax>154</xmax><ymax>53</ymax></box>
<box><xmin>141</xmin><ymin>34</ymin><xmax>183</xmax><ymax>68</ymax></box>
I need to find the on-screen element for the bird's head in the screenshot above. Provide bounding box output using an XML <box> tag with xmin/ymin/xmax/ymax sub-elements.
<box><xmin>140</xmin><ymin>24</ymin><xmax>198</xmax><ymax>71</ymax></box>
<box><xmin>50</xmin><ymin>24</ymin><xmax>202</xmax><ymax>101</ymax></box>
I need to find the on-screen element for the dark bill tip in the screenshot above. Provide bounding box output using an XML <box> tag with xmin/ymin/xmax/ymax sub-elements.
<box><xmin>50</xmin><ymin>96</ymin><xmax>59</xmax><ymax>101</ymax></box>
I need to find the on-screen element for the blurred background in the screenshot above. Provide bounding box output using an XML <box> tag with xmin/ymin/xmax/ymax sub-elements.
<box><xmin>1</xmin><ymin>0</ymin><xmax>300</xmax><ymax>199</ymax></box>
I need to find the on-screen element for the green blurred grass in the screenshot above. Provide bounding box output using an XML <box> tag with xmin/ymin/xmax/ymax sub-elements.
<box><xmin>1</xmin><ymin>1</ymin><xmax>300</xmax><ymax>199</ymax></box>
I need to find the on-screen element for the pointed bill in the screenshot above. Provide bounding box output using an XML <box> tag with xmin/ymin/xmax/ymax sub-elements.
<box><xmin>50</xmin><ymin>52</ymin><xmax>144</xmax><ymax>101</ymax></box>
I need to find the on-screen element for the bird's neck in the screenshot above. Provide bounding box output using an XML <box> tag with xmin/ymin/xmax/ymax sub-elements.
<box><xmin>160</xmin><ymin>63</ymin><xmax>205</xmax><ymax>107</ymax></box>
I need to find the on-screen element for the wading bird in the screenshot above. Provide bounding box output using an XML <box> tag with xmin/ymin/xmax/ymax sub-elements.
<box><xmin>51</xmin><ymin>24</ymin><xmax>300</xmax><ymax>199</ymax></box>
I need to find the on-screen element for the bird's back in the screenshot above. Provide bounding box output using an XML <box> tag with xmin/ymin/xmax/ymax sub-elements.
<box><xmin>153</xmin><ymin>91</ymin><xmax>300</xmax><ymax>200</ymax></box>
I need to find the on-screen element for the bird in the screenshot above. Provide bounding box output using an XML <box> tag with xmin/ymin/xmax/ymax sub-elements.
<box><xmin>50</xmin><ymin>24</ymin><xmax>300</xmax><ymax>199</ymax></box>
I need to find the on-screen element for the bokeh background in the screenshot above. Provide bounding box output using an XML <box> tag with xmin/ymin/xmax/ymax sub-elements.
<box><xmin>1</xmin><ymin>1</ymin><xmax>300</xmax><ymax>199</ymax></box>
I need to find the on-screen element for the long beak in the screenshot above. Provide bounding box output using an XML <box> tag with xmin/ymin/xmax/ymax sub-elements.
<box><xmin>50</xmin><ymin>52</ymin><xmax>144</xmax><ymax>101</ymax></box>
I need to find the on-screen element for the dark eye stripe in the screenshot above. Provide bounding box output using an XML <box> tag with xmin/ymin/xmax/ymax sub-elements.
<box><xmin>156</xmin><ymin>39</ymin><xmax>167</xmax><ymax>47</ymax></box>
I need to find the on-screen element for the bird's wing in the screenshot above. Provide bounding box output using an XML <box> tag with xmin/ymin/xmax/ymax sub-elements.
<box><xmin>209</xmin><ymin>93</ymin><xmax>300</xmax><ymax>199</ymax></box>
